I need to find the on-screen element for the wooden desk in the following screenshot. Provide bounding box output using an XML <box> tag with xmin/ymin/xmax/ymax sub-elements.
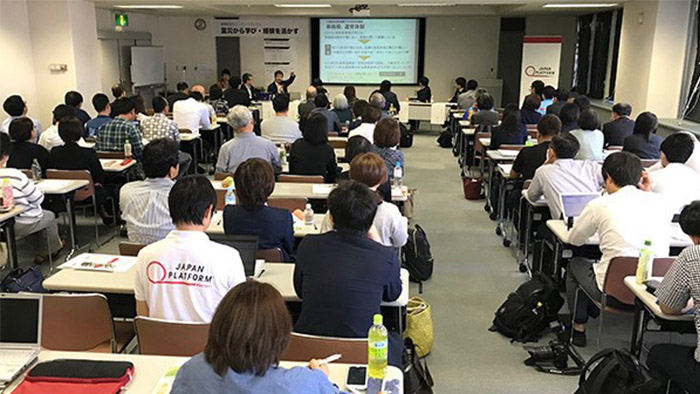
<box><xmin>37</xmin><ymin>179</ymin><xmax>89</xmax><ymax>259</ymax></box>
<box><xmin>211</xmin><ymin>181</ymin><xmax>409</xmax><ymax>202</ymax></box>
<box><xmin>4</xmin><ymin>350</ymin><xmax>403</xmax><ymax>393</ymax></box>
<box><xmin>100</xmin><ymin>159</ymin><xmax>136</xmax><ymax>173</ymax></box>
<box><xmin>281</xmin><ymin>162</ymin><xmax>349</xmax><ymax>174</ymax></box>
<box><xmin>624</xmin><ymin>276</ymin><xmax>695</xmax><ymax>356</ymax></box>
<box><xmin>0</xmin><ymin>206</ymin><xmax>24</xmax><ymax>269</ymax></box>
<box><xmin>207</xmin><ymin>212</ymin><xmax>325</xmax><ymax>238</ymax></box>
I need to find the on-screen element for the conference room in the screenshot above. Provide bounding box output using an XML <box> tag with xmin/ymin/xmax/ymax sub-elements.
<box><xmin>1</xmin><ymin>0</ymin><xmax>700</xmax><ymax>393</ymax></box>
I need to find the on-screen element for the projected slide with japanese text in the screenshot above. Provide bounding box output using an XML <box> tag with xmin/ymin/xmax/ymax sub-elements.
<box><xmin>319</xmin><ymin>18</ymin><xmax>420</xmax><ymax>84</ymax></box>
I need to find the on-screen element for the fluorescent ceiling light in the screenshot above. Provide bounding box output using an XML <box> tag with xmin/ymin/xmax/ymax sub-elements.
<box><xmin>114</xmin><ymin>5</ymin><xmax>183</xmax><ymax>9</ymax></box>
<box><xmin>543</xmin><ymin>3</ymin><xmax>618</xmax><ymax>8</ymax></box>
<box><xmin>398</xmin><ymin>3</ymin><xmax>456</xmax><ymax>6</ymax></box>
<box><xmin>274</xmin><ymin>4</ymin><xmax>332</xmax><ymax>8</ymax></box>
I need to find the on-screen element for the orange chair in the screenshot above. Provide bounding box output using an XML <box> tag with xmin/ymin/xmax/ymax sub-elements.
<box><xmin>134</xmin><ymin>317</ymin><xmax>209</xmax><ymax>357</ymax></box>
<box><xmin>42</xmin><ymin>293</ymin><xmax>134</xmax><ymax>353</ymax></box>
<box><xmin>330</xmin><ymin>139</ymin><xmax>347</xmax><ymax>150</ymax></box>
<box><xmin>268</xmin><ymin>197</ymin><xmax>308</xmax><ymax>212</ymax></box>
<box><xmin>281</xmin><ymin>333</ymin><xmax>368</xmax><ymax>364</ymax></box>
<box><xmin>278</xmin><ymin>174</ymin><xmax>324</xmax><ymax>184</ymax></box>
<box><xmin>119</xmin><ymin>242</ymin><xmax>147</xmax><ymax>257</ymax></box>
<box><xmin>256</xmin><ymin>247</ymin><xmax>284</xmax><ymax>263</ymax></box>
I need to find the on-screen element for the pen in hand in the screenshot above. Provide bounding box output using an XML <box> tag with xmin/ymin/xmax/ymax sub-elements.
<box><xmin>318</xmin><ymin>353</ymin><xmax>342</xmax><ymax>365</ymax></box>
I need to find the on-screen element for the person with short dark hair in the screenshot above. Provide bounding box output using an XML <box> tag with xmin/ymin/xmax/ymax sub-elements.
<box><xmin>7</xmin><ymin>117</ymin><xmax>49</xmax><ymax>173</ymax></box>
<box><xmin>134</xmin><ymin>174</ymin><xmax>245</xmax><ymax>323</ymax></box>
<box><xmin>120</xmin><ymin>138</ymin><xmax>180</xmax><ymax>244</ymax></box>
<box><xmin>566</xmin><ymin>152</ymin><xmax>675</xmax><ymax>347</ymax></box>
<box><xmin>260</xmin><ymin>95</ymin><xmax>301</xmax><ymax>144</ymax></box>
<box><xmin>310</xmin><ymin>94</ymin><xmax>341</xmax><ymax>133</ymax></box>
<box><xmin>570</xmin><ymin>109</ymin><xmax>604</xmax><ymax>161</ymax></box>
<box><xmin>208</xmin><ymin>85</ymin><xmax>229</xmax><ymax>115</ymax></box>
<box><xmin>574</xmin><ymin>95</ymin><xmax>591</xmax><ymax>111</ymax></box>
<box><xmin>223</xmin><ymin>75</ymin><xmax>251</xmax><ymax>108</ymax></box>
<box><xmin>85</xmin><ymin>93</ymin><xmax>112</xmax><ymax>137</ymax></box>
<box><xmin>130</xmin><ymin>94</ymin><xmax>149</xmax><ymax>122</ymax></box>
<box><xmin>267</xmin><ymin>70</ymin><xmax>296</xmax><ymax>95</ymax></box>
<box><xmin>416</xmin><ymin>76</ymin><xmax>431</xmax><ymax>103</ymax></box>
<box><xmin>111</xmin><ymin>84</ymin><xmax>126</xmax><ymax>100</ymax></box>
<box><xmin>470</xmin><ymin>93</ymin><xmax>499</xmax><ymax>127</ymax></box>
<box><xmin>348</xmin><ymin>104</ymin><xmax>381</xmax><ymax>143</ymax></box>
<box><xmin>294</xmin><ymin>180</ymin><xmax>403</xmax><ymax>367</ymax></box>
<box><xmin>240</xmin><ymin>72</ymin><xmax>259</xmax><ymax>100</ymax></box>
<box><xmin>168</xmin><ymin>82</ymin><xmax>190</xmax><ymax>109</ymax></box>
<box><xmin>521</xmin><ymin>94</ymin><xmax>542</xmax><ymax>125</ymax></box>
<box><xmin>223</xmin><ymin>159</ymin><xmax>295</xmax><ymax>261</ymax></box>
<box><xmin>490</xmin><ymin>104</ymin><xmax>527</xmax><ymax>150</ymax></box>
<box><xmin>312</xmin><ymin>78</ymin><xmax>327</xmax><ymax>95</ymax></box>
<box><xmin>647</xmin><ymin>200</ymin><xmax>700</xmax><ymax>394</ymax></box>
<box><xmin>450</xmin><ymin>77</ymin><xmax>467</xmax><ymax>104</ymax></box>
<box><xmin>217</xmin><ymin>106</ymin><xmax>281</xmax><ymax>174</ymax></box>
<box><xmin>289</xmin><ymin>113</ymin><xmax>337</xmax><ymax>183</ymax></box>
<box><xmin>546</xmin><ymin>88</ymin><xmax>569</xmax><ymax>116</ymax></box>
<box><xmin>95</xmin><ymin>97</ymin><xmax>144</xmax><ymax>159</ymax></box>
<box><xmin>348</xmin><ymin>99</ymin><xmax>368</xmax><ymax>131</ymax></box>
<box><xmin>0</xmin><ymin>132</ymin><xmax>62</xmax><ymax>262</ymax></box>
<box><xmin>38</xmin><ymin>104</ymin><xmax>85</xmax><ymax>151</ymax></box>
<box><xmin>458</xmin><ymin>79</ymin><xmax>479</xmax><ymax>109</ymax></box>
<box><xmin>171</xmin><ymin>281</ymin><xmax>340</xmax><ymax>393</ymax></box>
<box><xmin>1</xmin><ymin>95</ymin><xmax>42</xmax><ymax>136</ymax></box>
<box><xmin>373</xmin><ymin>118</ymin><xmax>405</xmax><ymax>181</ymax></box>
<box><xmin>527</xmin><ymin>133</ymin><xmax>603</xmax><ymax>219</ymax></box>
<box><xmin>530</xmin><ymin>80</ymin><xmax>545</xmax><ymax>98</ymax></box>
<box><xmin>538</xmin><ymin>85</ymin><xmax>556</xmax><ymax>115</ymax></box>
<box><xmin>217</xmin><ymin>68</ymin><xmax>232</xmax><ymax>92</ymax></box>
<box><xmin>602</xmin><ymin>103</ymin><xmax>635</xmax><ymax>147</ymax></box>
<box><xmin>642</xmin><ymin>133</ymin><xmax>700</xmax><ymax>213</ymax></box>
<box><xmin>510</xmin><ymin>114</ymin><xmax>562</xmax><ymax>181</ymax></box>
<box><xmin>173</xmin><ymin>87</ymin><xmax>212</xmax><ymax>134</ymax></box>
<box><xmin>378</xmin><ymin>80</ymin><xmax>400</xmax><ymax>114</ymax></box>
<box><xmin>559</xmin><ymin>103</ymin><xmax>580</xmax><ymax>134</ymax></box>
<box><xmin>65</xmin><ymin>91</ymin><xmax>91</xmax><ymax>125</ymax></box>
<box><xmin>343</xmin><ymin>135</ymin><xmax>392</xmax><ymax>203</ymax></box>
<box><xmin>623</xmin><ymin>111</ymin><xmax>664</xmax><ymax>160</ymax></box>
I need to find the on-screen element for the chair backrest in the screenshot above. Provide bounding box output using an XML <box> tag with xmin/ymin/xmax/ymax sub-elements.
<box><xmin>134</xmin><ymin>316</ymin><xmax>209</xmax><ymax>357</ymax></box>
<box><xmin>42</xmin><ymin>293</ymin><xmax>116</xmax><ymax>352</ymax></box>
<box><xmin>214</xmin><ymin>172</ymin><xmax>233</xmax><ymax>181</ymax></box>
<box><xmin>278</xmin><ymin>174</ymin><xmax>324</xmax><ymax>184</ymax></box>
<box><xmin>268</xmin><ymin>197</ymin><xmax>307</xmax><ymax>212</ymax></box>
<box><xmin>20</xmin><ymin>169</ymin><xmax>33</xmax><ymax>178</ymax></box>
<box><xmin>216</xmin><ymin>189</ymin><xmax>226</xmax><ymax>211</ymax></box>
<box><xmin>652</xmin><ymin>257</ymin><xmax>675</xmax><ymax>277</ymax></box>
<box><xmin>499</xmin><ymin>144</ymin><xmax>525</xmax><ymax>151</ymax></box>
<box><xmin>97</xmin><ymin>151</ymin><xmax>125</xmax><ymax>159</ymax></box>
<box><xmin>256</xmin><ymin>247</ymin><xmax>284</xmax><ymax>262</ymax></box>
<box><xmin>328</xmin><ymin>131</ymin><xmax>339</xmax><ymax>137</ymax></box>
<box><xmin>281</xmin><ymin>332</ymin><xmax>368</xmax><ymax>364</ymax></box>
<box><xmin>607</xmin><ymin>145</ymin><xmax>623</xmax><ymax>152</ymax></box>
<box><xmin>119</xmin><ymin>242</ymin><xmax>147</xmax><ymax>257</ymax></box>
<box><xmin>641</xmin><ymin>159</ymin><xmax>658</xmax><ymax>168</ymax></box>
<box><xmin>527</xmin><ymin>129</ymin><xmax>538</xmax><ymax>138</ymax></box>
<box><xmin>602</xmin><ymin>257</ymin><xmax>639</xmax><ymax>306</ymax></box>
<box><xmin>46</xmin><ymin>169</ymin><xmax>94</xmax><ymax>201</ymax></box>
<box><xmin>330</xmin><ymin>140</ymin><xmax>347</xmax><ymax>150</ymax></box>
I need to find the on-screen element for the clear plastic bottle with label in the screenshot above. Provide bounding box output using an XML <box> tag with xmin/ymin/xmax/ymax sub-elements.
<box><xmin>225</xmin><ymin>187</ymin><xmax>236</xmax><ymax>205</ymax></box>
<box><xmin>124</xmin><ymin>138</ymin><xmax>132</xmax><ymax>159</ymax></box>
<box><xmin>368</xmin><ymin>313</ymin><xmax>388</xmax><ymax>380</ymax></box>
<box><xmin>393</xmin><ymin>162</ymin><xmax>403</xmax><ymax>189</ymax></box>
<box><xmin>304</xmin><ymin>203</ymin><xmax>314</xmax><ymax>226</ymax></box>
<box><xmin>31</xmin><ymin>158</ymin><xmax>42</xmax><ymax>181</ymax></box>
<box><xmin>636</xmin><ymin>240</ymin><xmax>654</xmax><ymax>285</ymax></box>
<box><xmin>2</xmin><ymin>178</ymin><xmax>14</xmax><ymax>208</ymax></box>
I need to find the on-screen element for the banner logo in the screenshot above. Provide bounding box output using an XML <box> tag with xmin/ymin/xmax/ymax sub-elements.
<box><xmin>525</xmin><ymin>65</ymin><xmax>556</xmax><ymax>78</ymax></box>
<box><xmin>146</xmin><ymin>261</ymin><xmax>212</xmax><ymax>287</ymax></box>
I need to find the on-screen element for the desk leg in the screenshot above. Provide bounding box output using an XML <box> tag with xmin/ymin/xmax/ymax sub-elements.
<box><xmin>523</xmin><ymin>202</ymin><xmax>533</xmax><ymax>267</ymax></box>
<box><xmin>486</xmin><ymin>159</ymin><xmax>495</xmax><ymax>213</ymax></box>
<box><xmin>65</xmin><ymin>194</ymin><xmax>78</xmax><ymax>260</ymax></box>
<box><xmin>6</xmin><ymin>218</ymin><xmax>18</xmax><ymax>269</ymax></box>
<box><xmin>630</xmin><ymin>297</ymin><xmax>646</xmax><ymax>357</ymax></box>
<box><xmin>192</xmin><ymin>140</ymin><xmax>200</xmax><ymax>174</ymax></box>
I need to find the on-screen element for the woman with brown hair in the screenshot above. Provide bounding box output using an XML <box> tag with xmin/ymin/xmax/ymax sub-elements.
<box><xmin>343</xmin><ymin>85</ymin><xmax>358</xmax><ymax>107</ymax></box>
<box><xmin>372</xmin><ymin>118</ymin><xmax>405</xmax><ymax>184</ymax></box>
<box><xmin>172</xmin><ymin>280</ymin><xmax>340</xmax><ymax>393</ymax></box>
<box><xmin>321</xmin><ymin>153</ymin><xmax>407</xmax><ymax>248</ymax></box>
<box><xmin>222</xmin><ymin>158</ymin><xmax>294</xmax><ymax>261</ymax></box>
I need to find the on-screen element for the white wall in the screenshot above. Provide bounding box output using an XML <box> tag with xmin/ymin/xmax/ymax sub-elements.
<box><xmin>68</xmin><ymin>0</ymin><xmax>102</xmax><ymax>105</ymax></box>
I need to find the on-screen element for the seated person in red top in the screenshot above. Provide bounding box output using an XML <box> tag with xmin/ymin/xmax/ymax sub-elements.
<box><xmin>49</xmin><ymin>117</ymin><xmax>114</xmax><ymax>225</ymax></box>
<box><xmin>223</xmin><ymin>158</ymin><xmax>294</xmax><ymax>261</ymax></box>
<box><xmin>7</xmin><ymin>117</ymin><xmax>49</xmax><ymax>174</ymax></box>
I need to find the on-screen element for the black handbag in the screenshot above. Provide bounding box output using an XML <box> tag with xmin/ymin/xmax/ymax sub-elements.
<box><xmin>1</xmin><ymin>265</ymin><xmax>46</xmax><ymax>293</ymax></box>
<box><xmin>403</xmin><ymin>338</ymin><xmax>434</xmax><ymax>394</ymax></box>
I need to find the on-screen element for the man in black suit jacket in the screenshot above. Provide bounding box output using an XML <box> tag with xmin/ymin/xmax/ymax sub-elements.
<box><xmin>267</xmin><ymin>70</ymin><xmax>296</xmax><ymax>95</ymax></box>
<box><xmin>224</xmin><ymin>76</ymin><xmax>251</xmax><ymax>108</ymax></box>
<box><xmin>602</xmin><ymin>102</ymin><xmax>635</xmax><ymax>147</ymax></box>
<box><xmin>241</xmin><ymin>73</ymin><xmax>259</xmax><ymax>100</ymax></box>
<box><xmin>546</xmin><ymin>89</ymin><xmax>569</xmax><ymax>116</ymax></box>
<box><xmin>294</xmin><ymin>181</ymin><xmax>403</xmax><ymax>367</ymax></box>
<box><xmin>167</xmin><ymin>82</ymin><xmax>190</xmax><ymax>109</ymax></box>
<box><xmin>378</xmin><ymin>80</ymin><xmax>400</xmax><ymax>113</ymax></box>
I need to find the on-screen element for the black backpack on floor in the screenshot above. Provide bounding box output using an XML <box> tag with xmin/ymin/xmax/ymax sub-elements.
<box><xmin>436</xmin><ymin>130</ymin><xmax>453</xmax><ymax>148</ymax></box>
<box><xmin>400</xmin><ymin>123</ymin><xmax>414</xmax><ymax>148</ymax></box>
<box><xmin>402</xmin><ymin>225</ymin><xmax>434</xmax><ymax>290</ymax></box>
<box><xmin>575</xmin><ymin>348</ymin><xmax>662</xmax><ymax>394</ymax></box>
<box><xmin>489</xmin><ymin>272</ymin><xmax>563</xmax><ymax>343</ymax></box>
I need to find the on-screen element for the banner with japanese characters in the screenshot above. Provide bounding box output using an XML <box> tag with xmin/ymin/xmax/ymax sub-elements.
<box><xmin>215</xmin><ymin>18</ymin><xmax>305</xmax><ymax>37</ymax></box>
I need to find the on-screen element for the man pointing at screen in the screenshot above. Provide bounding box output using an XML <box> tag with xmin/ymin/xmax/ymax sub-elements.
<box><xmin>267</xmin><ymin>70</ymin><xmax>296</xmax><ymax>95</ymax></box>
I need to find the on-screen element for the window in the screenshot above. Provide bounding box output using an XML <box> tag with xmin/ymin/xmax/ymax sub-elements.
<box><xmin>682</xmin><ymin>1</ymin><xmax>700</xmax><ymax>122</ymax></box>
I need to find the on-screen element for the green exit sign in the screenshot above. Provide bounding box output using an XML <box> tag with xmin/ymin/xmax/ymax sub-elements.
<box><xmin>115</xmin><ymin>13</ymin><xmax>129</xmax><ymax>27</ymax></box>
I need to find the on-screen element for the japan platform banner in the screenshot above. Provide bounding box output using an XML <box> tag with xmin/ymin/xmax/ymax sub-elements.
<box><xmin>519</xmin><ymin>36</ymin><xmax>562</xmax><ymax>101</ymax></box>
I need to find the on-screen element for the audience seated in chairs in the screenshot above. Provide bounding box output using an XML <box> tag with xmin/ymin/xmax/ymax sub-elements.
<box><xmin>289</xmin><ymin>112</ymin><xmax>337</xmax><ymax>183</ymax></box>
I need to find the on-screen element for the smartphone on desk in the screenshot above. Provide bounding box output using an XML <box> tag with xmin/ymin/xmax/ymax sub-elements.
<box><xmin>346</xmin><ymin>366</ymin><xmax>367</xmax><ymax>391</ymax></box>
<box><xmin>645</xmin><ymin>279</ymin><xmax>661</xmax><ymax>295</ymax></box>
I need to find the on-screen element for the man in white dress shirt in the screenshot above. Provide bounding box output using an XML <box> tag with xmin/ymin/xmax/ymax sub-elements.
<box><xmin>38</xmin><ymin>104</ymin><xmax>88</xmax><ymax>151</ymax></box>
<box><xmin>566</xmin><ymin>152</ymin><xmax>675</xmax><ymax>347</ymax></box>
<box><xmin>644</xmin><ymin>133</ymin><xmax>700</xmax><ymax>214</ymax></box>
<box><xmin>134</xmin><ymin>175</ymin><xmax>245</xmax><ymax>323</ymax></box>
<box><xmin>172</xmin><ymin>92</ymin><xmax>211</xmax><ymax>135</ymax></box>
<box><xmin>348</xmin><ymin>105</ymin><xmax>381</xmax><ymax>144</ymax></box>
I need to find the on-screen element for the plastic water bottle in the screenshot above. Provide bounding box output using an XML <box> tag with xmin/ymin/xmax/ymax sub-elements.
<box><xmin>2</xmin><ymin>178</ymin><xmax>14</xmax><ymax>208</ymax></box>
<box><xmin>368</xmin><ymin>313</ymin><xmax>388</xmax><ymax>380</ymax></box>
<box><xmin>279</xmin><ymin>148</ymin><xmax>287</xmax><ymax>167</ymax></box>
<box><xmin>304</xmin><ymin>203</ymin><xmax>314</xmax><ymax>226</ymax></box>
<box><xmin>225</xmin><ymin>187</ymin><xmax>236</xmax><ymax>205</ymax></box>
<box><xmin>393</xmin><ymin>161</ymin><xmax>403</xmax><ymax>188</ymax></box>
<box><xmin>31</xmin><ymin>158</ymin><xmax>42</xmax><ymax>181</ymax></box>
<box><xmin>124</xmin><ymin>138</ymin><xmax>132</xmax><ymax>159</ymax></box>
<box><xmin>635</xmin><ymin>240</ymin><xmax>654</xmax><ymax>285</ymax></box>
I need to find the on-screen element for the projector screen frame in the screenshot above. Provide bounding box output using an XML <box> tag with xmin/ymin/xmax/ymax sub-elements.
<box><xmin>311</xmin><ymin>17</ymin><xmax>426</xmax><ymax>86</ymax></box>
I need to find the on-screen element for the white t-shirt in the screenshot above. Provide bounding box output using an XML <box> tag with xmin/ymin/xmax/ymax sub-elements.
<box><xmin>37</xmin><ymin>124</ymin><xmax>88</xmax><ymax>151</ymax></box>
<box><xmin>348</xmin><ymin>123</ymin><xmax>375</xmax><ymax>144</ymax></box>
<box><xmin>649</xmin><ymin>162</ymin><xmax>700</xmax><ymax>214</ymax></box>
<box><xmin>134</xmin><ymin>230</ymin><xmax>246</xmax><ymax>323</ymax></box>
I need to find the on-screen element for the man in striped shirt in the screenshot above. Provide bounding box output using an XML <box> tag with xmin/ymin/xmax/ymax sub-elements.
<box><xmin>0</xmin><ymin>133</ymin><xmax>62</xmax><ymax>262</ymax></box>
<box><xmin>120</xmin><ymin>138</ymin><xmax>179</xmax><ymax>244</ymax></box>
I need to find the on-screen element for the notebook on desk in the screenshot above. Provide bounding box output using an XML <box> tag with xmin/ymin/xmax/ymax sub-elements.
<box><xmin>0</xmin><ymin>293</ymin><xmax>42</xmax><ymax>386</ymax></box>
<box><xmin>560</xmin><ymin>193</ymin><xmax>600</xmax><ymax>228</ymax></box>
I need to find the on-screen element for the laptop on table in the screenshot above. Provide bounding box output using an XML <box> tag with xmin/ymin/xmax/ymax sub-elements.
<box><xmin>560</xmin><ymin>193</ymin><xmax>601</xmax><ymax>229</ymax></box>
<box><xmin>208</xmin><ymin>234</ymin><xmax>259</xmax><ymax>277</ymax></box>
<box><xmin>0</xmin><ymin>293</ymin><xmax>42</xmax><ymax>386</ymax></box>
